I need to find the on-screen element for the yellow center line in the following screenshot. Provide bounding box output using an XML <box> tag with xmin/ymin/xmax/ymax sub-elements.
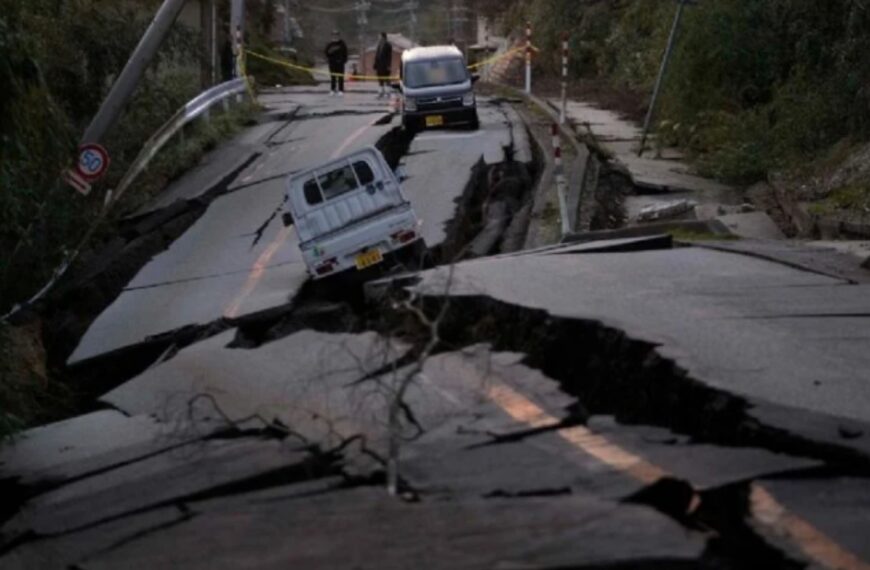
<box><xmin>487</xmin><ymin>383</ymin><xmax>667</xmax><ymax>484</ymax></box>
<box><xmin>749</xmin><ymin>484</ymin><xmax>870</xmax><ymax>570</ymax></box>
<box><xmin>223</xmin><ymin>226</ymin><xmax>293</xmax><ymax>319</ymax></box>
<box><xmin>485</xmin><ymin>380</ymin><xmax>868</xmax><ymax>570</ymax></box>
<box><xmin>222</xmin><ymin>117</ymin><xmax>382</xmax><ymax>320</ymax></box>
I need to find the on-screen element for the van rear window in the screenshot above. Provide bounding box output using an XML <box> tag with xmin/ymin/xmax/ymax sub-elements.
<box><xmin>302</xmin><ymin>160</ymin><xmax>377</xmax><ymax>206</ymax></box>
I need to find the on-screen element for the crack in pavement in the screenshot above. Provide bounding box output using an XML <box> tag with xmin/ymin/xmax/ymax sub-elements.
<box><xmin>121</xmin><ymin>261</ymin><xmax>299</xmax><ymax>292</ymax></box>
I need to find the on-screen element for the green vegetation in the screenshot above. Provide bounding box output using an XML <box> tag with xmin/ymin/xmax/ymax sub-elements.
<box><xmin>245</xmin><ymin>40</ymin><xmax>316</xmax><ymax>87</ymax></box>
<box><xmin>1</xmin><ymin>0</ymin><xmax>204</xmax><ymax>315</ymax></box>
<box><xmin>487</xmin><ymin>1</ymin><xmax>870</xmax><ymax>190</ymax></box>
<box><xmin>0</xmin><ymin>0</ymin><xmax>311</xmax><ymax>317</ymax></box>
<box><xmin>0</xmin><ymin>0</ymin><xmax>306</xmax><ymax>437</ymax></box>
<box><xmin>0</xmin><ymin>322</ymin><xmax>74</xmax><ymax>442</ymax></box>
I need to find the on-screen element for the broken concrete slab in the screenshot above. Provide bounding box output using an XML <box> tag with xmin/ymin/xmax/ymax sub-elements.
<box><xmin>750</xmin><ymin>477</ymin><xmax>870</xmax><ymax>565</ymax></box>
<box><xmin>401</xmin><ymin>102</ymin><xmax>531</xmax><ymax>248</ymax></box>
<box><xmin>584</xmin><ymin>416</ymin><xmax>821</xmax><ymax>490</ymax></box>
<box><xmin>130</xmin><ymin>137</ymin><xmax>259</xmax><ymax>219</ymax></box>
<box><xmin>0</xmin><ymin>411</ymin><xmax>220</xmax><ymax>490</ymax></box>
<box><xmin>101</xmin><ymin>330</ymin><xmax>409</xmax><ymax>454</ymax></box>
<box><xmin>76</xmin><ymin>488</ymin><xmax>707</xmax><ymax>570</ymax></box>
<box><xmin>697</xmin><ymin>239</ymin><xmax>870</xmax><ymax>284</ymax></box>
<box><xmin>68</xmin><ymin>262</ymin><xmax>308</xmax><ymax>366</ymax></box>
<box><xmin>547</xmin><ymin>234</ymin><xmax>674</xmax><ymax>255</ymax></box>
<box><xmin>716</xmin><ymin>212</ymin><xmax>786</xmax><ymax>240</ymax></box>
<box><xmin>807</xmin><ymin>240</ymin><xmax>870</xmax><ymax>268</ymax></box>
<box><xmin>563</xmin><ymin>220</ymin><xmax>733</xmax><ymax>244</ymax></box>
<box><xmin>70</xmin><ymin>107</ymin><xmax>401</xmax><ymax>365</ymax></box>
<box><xmin>2</xmin><ymin>438</ymin><xmax>314</xmax><ymax>538</ymax></box>
<box><xmin>637</xmin><ymin>199</ymin><xmax>698</xmax><ymax>223</ymax></box>
<box><xmin>0</xmin><ymin>506</ymin><xmax>187</xmax><ymax>570</ymax></box>
<box><xmin>403</xmin><ymin>247</ymin><xmax>870</xmax><ymax>452</ymax></box>
<box><xmin>555</xmin><ymin>100</ymin><xmax>734</xmax><ymax>194</ymax></box>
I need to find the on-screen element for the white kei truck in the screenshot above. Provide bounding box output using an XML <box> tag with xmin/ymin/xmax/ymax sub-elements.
<box><xmin>283</xmin><ymin>147</ymin><xmax>425</xmax><ymax>280</ymax></box>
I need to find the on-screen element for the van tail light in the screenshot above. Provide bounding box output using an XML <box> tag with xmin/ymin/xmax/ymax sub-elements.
<box><xmin>391</xmin><ymin>229</ymin><xmax>417</xmax><ymax>244</ymax></box>
<box><xmin>314</xmin><ymin>257</ymin><xmax>338</xmax><ymax>276</ymax></box>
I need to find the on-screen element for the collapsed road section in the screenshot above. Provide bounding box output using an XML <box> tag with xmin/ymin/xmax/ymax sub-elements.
<box><xmin>39</xmin><ymin>91</ymin><xmax>539</xmax><ymax>414</ymax></box>
<box><xmin>5</xmin><ymin>87</ymin><xmax>869</xmax><ymax>569</ymax></box>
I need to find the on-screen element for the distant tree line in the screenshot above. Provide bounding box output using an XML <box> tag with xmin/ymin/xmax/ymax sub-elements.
<box><xmin>488</xmin><ymin>0</ymin><xmax>870</xmax><ymax>183</ymax></box>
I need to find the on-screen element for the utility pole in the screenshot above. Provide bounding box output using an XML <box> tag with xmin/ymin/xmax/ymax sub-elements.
<box><xmin>406</xmin><ymin>1</ymin><xmax>419</xmax><ymax>43</ymax></box>
<box><xmin>231</xmin><ymin>0</ymin><xmax>246</xmax><ymax>77</ymax></box>
<box><xmin>82</xmin><ymin>0</ymin><xmax>187</xmax><ymax>145</ymax></box>
<box><xmin>200</xmin><ymin>0</ymin><xmax>218</xmax><ymax>87</ymax></box>
<box><xmin>452</xmin><ymin>4</ymin><xmax>470</xmax><ymax>54</ymax></box>
<box><xmin>355</xmin><ymin>1</ymin><xmax>371</xmax><ymax>74</ymax></box>
<box><xmin>447</xmin><ymin>0</ymin><xmax>454</xmax><ymax>43</ymax></box>
<box><xmin>284</xmin><ymin>0</ymin><xmax>292</xmax><ymax>46</ymax></box>
<box><xmin>639</xmin><ymin>0</ymin><xmax>691</xmax><ymax>157</ymax></box>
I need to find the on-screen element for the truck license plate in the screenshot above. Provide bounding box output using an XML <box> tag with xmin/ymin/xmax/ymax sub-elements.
<box><xmin>355</xmin><ymin>249</ymin><xmax>383</xmax><ymax>270</ymax></box>
<box><xmin>425</xmin><ymin>115</ymin><xmax>444</xmax><ymax>127</ymax></box>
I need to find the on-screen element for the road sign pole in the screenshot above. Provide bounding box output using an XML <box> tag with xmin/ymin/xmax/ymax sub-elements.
<box><xmin>525</xmin><ymin>21</ymin><xmax>532</xmax><ymax>95</ymax></box>
<box><xmin>81</xmin><ymin>0</ymin><xmax>187</xmax><ymax>145</ymax></box>
<box><xmin>552</xmin><ymin>124</ymin><xmax>571</xmax><ymax>236</ymax></box>
<box><xmin>639</xmin><ymin>0</ymin><xmax>687</xmax><ymax>157</ymax></box>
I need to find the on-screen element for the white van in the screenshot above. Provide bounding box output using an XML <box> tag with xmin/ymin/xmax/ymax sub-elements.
<box><xmin>283</xmin><ymin>147</ymin><xmax>425</xmax><ymax>280</ymax></box>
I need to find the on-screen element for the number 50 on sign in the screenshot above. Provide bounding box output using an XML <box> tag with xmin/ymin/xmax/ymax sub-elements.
<box><xmin>76</xmin><ymin>143</ymin><xmax>110</xmax><ymax>181</ymax></box>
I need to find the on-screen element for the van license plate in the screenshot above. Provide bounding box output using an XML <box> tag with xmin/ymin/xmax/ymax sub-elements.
<box><xmin>355</xmin><ymin>249</ymin><xmax>383</xmax><ymax>270</ymax></box>
<box><xmin>425</xmin><ymin>115</ymin><xmax>444</xmax><ymax>127</ymax></box>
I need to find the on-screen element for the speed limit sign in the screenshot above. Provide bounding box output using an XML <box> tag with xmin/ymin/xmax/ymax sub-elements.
<box><xmin>76</xmin><ymin>143</ymin><xmax>111</xmax><ymax>182</ymax></box>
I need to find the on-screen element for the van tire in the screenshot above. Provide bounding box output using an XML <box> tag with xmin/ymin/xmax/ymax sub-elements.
<box><xmin>402</xmin><ymin>116</ymin><xmax>419</xmax><ymax>134</ymax></box>
<box><xmin>468</xmin><ymin>111</ymin><xmax>480</xmax><ymax>131</ymax></box>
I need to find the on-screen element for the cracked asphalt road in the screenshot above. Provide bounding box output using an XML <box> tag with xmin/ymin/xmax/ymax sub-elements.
<box><xmin>3</xmin><ymin>83</ymin><xmax>870</xmax><ymax>570</ymax></box>
<box><xmin>67</xmin><ymin>85</ymin><xmax>529</xmax><ymax>365</ymax></box>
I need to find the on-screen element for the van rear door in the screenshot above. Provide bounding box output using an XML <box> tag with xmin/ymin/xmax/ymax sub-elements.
<box><xmin>288</xmin><ymin>149</ymin><xmax>405</xmax><ymax>244</ymax></box>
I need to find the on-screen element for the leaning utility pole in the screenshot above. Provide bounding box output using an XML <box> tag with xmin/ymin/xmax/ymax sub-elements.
<box><xmin>638</xmin><ymin>0</ymin><xmax>691</xmax><ymax>157</ymax></box>
<box><xmin>81</xmin><ymin>0</ymin><xmax>187</xmax><ymax>145</ymax></box>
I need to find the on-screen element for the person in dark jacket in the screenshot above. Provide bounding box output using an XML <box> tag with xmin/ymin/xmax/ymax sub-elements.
<box><xmin>325</xmin><ymin>30</ymin><xmax>348</xmax><ymax>96</ymax></box>
<box><xmin>374</xmin><ymin>32</ymin><xmax>393</xmax><ymax>98</ymax></box>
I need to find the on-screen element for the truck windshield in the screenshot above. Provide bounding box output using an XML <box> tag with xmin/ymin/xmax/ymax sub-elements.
<box><xmin>404</xmin><ymin>58</ymin><xmax>467</xmax><ymax>88</ymax></box>
<box><xmin>302</xmin><ymin>160</ymin><xmax>376</xmax><ymax>206</ymax></box>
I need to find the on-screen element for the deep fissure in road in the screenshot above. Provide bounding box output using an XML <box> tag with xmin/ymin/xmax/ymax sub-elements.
<box><xmin>406</xmin><ymin>293</ymin><xmax>869</xmax><ymax>470</ymax></box>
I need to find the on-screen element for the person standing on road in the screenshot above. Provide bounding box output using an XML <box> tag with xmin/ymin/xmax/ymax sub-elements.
<box><xmin>325</xmin><ymin>30</ymin><xmax>348</xmax><ymax>96</ymax></box>
<box><xmin>374</xmin><ymin>32</ymin><xmax>393</xmax><ymax>99</ymax></box>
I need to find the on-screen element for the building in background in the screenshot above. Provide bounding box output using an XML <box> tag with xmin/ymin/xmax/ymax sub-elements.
<box><xmin>468</xmin><ymin>14</ymin><xmax>507</xmax><ymax>69</ymax></box>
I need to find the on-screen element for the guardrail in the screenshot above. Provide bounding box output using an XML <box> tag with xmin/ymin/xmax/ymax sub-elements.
<box><xmin>109</xmin><ymin>78</ymin><xmax>250</xmax><ymax>207</ymax></box>
<box><xmin>1</xmin><ymin>78</ymin><xmax>253</xmax><ymax>323</ymax></box>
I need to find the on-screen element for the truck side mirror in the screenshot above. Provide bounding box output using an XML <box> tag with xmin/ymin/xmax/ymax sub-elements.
<box><xmin>282</xmin><ymin>212</ymin><xmax>294</xmax><ymax>227</ymax></box>
<box><xmin>471</xmin><ymin>74</ymin><xmax>481</xmax><ymax>84</ymax></box>
<box><xmin>390</xmin><ymin>82</ymin><xmax>403</xmax><ymax>93</ymax></box>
